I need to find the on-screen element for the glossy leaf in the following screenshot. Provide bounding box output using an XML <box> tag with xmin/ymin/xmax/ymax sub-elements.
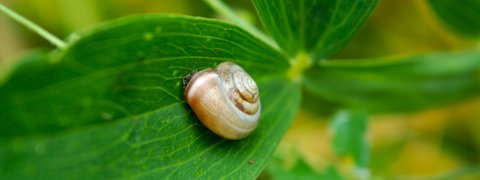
<box><xmin>0</xmin><ymin>15</ymin><xmax>288</xmax><ymax>137</ymax></box>
<box><xmin>428</xmin><ymin>0</ymin><xmax>480</xmax><ymax>38</ymax></box>
<box><xmin>252</xmin><ymin>0</ymin><xmax>380</xmax><ymax>59</ymax></box>
<box><xmin>0</xmin><ymin>15</ymin><xmax>302</xmax><ymax>179</ymax></box>
<box><xmin>303</xmin><ymin>49</ymin><xmax>480</xmax><ymax>113</ymax></box>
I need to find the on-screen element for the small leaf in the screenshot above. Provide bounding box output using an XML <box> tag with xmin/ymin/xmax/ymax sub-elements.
<box><xmin>330</xmin><ymin>110</ymin><xmax>369</xmax><ymax>168</ymax></box>
<box><xmin>252</xmin><ymin>0</ymin><xmax>380</xmax><ymax>59</ymax></box>
<box><xmin>266</xmin><ymin>155</ymin><xmax>342</xmax><ymax>180</ymax></box>
<box><xmin>428</xmin><ymin>0</ymin><xmax>480</xmax><ymax>38</ymax></box>
<box><xmin>303</xmin><ymin>49</ymin><xmax>480</xmax><ymax>114</ymax></box>
<box><xmin>0</xmin><ymin>15</ymin><xmax>301</xmax><ymax>179</ymax></box>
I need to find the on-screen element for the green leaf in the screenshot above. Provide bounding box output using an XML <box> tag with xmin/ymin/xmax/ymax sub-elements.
<box><xmin>0</xmin><ymin>15</ymin><xmax>301</xmax><ymax>179</ymax></box>
<box><xmin>330</xmin><ymin>110</ymin><xmax>369</xmax><ymax>168</ymax></box>
<box><xmin>203</xmin><ymin>0</ymin><xmax>279</xmax><ymax>50</ymax></box>
<box><xmin>252</xmin><ymin>0</ymin><xmax>380</xmax><ymax>59</ymax></box>
<box><xmin>303</xmin><ymin>49</ymin><xmax>480</xmax><ymax>114</ymax></box>
<box><xmin>0</xmin><ymin>49</ymin><xmax>51</xmax><ymax>85</ymax></box>
<box><xmin>0</xmin><ymin>15</ymin><xmax>288</xmax><ymax>137</ymax></box>
<box><xmin>428</xmin><ymin>0</ymin><xmax>480</xmax><ymax>38</ymax></box>
<box><xmin>266</xmin><ymin>155</ymin><xmax>342</xmax><ymax>180</ymax></box>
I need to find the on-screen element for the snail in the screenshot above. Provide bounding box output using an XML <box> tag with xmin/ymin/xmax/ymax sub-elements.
<box><xmin>184</xmin><ymin>62</ymin><xmax>261</xmax><ymax>140</ymax></box>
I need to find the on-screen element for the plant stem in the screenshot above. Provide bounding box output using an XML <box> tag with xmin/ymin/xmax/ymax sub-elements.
<box><xmin>203</xmin><ymin>0</ymin><xmax>280</xmax><ymax>51</ymax></box>
<box><xmin>0</xmin><ymin>3</ymin><xmax>66</xmax><ymax>49</ymax></box>
<box><xmin>287</xmin><ymin>52</ymin><xmax>312</xmax><ymax>81</ymax></box>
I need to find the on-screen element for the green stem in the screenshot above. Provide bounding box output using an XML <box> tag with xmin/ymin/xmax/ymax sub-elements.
<box><xmin>287</xmin><ymin>52</ymin><xmax>312</xmax><ymax>81</ymax></box>
<box><xmin>203</xmin><ymin>0</ymin><xmax>280</xmax><ymax>51</ymax></box>
<box><xmin>0</xmin><ymin>3</ymin><xmax>66</xmax><ymax>49</ymax></box>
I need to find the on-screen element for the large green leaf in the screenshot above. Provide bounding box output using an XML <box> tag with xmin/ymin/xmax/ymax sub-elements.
<box><xmin>0</xmin><ymin>15</ymin><xmax>288</xmax><ymax>137</ymax></box>
<box><xmin>428</xmin><ymin>0</ymin><xmax>480</xmax><ymax>38</ymax></box>
<box><xmin>252</xmin><ymin>0</ymin><xmax>380</xmax><ymax>59</ymax></box>
<box><xmin>0</xmin><ymin>15</ymin><xmax>301</xmax><ymax>179</ymax></box>
<box><xmin>303</xmin><ymin>49</ymin><xmax>480</xmax><ymax>113</ymax></box>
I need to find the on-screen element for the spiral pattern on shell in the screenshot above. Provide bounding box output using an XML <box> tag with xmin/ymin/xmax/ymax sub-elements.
<box><xmin>184</xmin><ymin>62</ymin><xmax>261</xmax><ymax>140</ymax></box>
<box><xmin>216</xmin><ymin>62</ymin><xmax>259</xmax><ymax>115</ymax></box>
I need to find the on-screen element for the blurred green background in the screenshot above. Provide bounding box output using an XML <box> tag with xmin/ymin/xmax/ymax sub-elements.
<box><xmin>1</xmin><ymin>0</ymin><xmax>479</xmax><ymax>179</ymax></box>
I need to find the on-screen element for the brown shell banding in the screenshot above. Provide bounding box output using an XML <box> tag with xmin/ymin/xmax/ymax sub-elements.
<box><xmin>184</xmin><ymin>62</ymin><xmax>261</xmax><ymax>140</ymax></box>
<box><xmin>216</xmin><ymin>62</ymin><xmax>260</xmax><ymax>115</ymax></box>
<box><xmin>234</xmin><ymin>70</ymin><xmax>258</xmax><ymax>103</ymax></box>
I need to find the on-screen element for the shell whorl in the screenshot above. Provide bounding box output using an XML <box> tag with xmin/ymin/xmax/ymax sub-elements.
<box><xmin>184</xmin><ymin>62</ymin><xmax>261</xmax><ymax>140</ymax></box>
<box><xmin>216</xmin><ymin>62</ymin><xmax>260</xmax><ymax>115</ymax></box>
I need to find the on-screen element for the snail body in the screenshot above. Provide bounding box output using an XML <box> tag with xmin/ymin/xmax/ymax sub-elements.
<box><xmin>184</xmin><ymin>62</ymin><xmax>261</xmax><ymax>140</ymax></box>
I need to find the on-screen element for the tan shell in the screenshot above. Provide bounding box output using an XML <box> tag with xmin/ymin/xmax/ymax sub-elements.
<box><xmin>184</xmin><ymin>62</ymin><xmax>261</xmax><ymax>140</ymax></box>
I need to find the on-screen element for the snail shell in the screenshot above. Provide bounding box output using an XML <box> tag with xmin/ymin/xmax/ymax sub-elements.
<box><xmin>184</xmin><ymin>62</ymin><xmax>261</xmax><ymax>140</ymax></box>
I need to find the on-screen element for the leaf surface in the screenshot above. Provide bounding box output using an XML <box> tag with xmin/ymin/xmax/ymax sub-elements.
<box><xmin>252</xmin><ymin>0</ymin><xmax>380</xmax><ymax>59</ymax></box>
<box><xmin>330</xmin><ymin>110</ymin><xmax>369</xmax><ymax>168</ymax></box>
<box><xmin>266</xmin><ymin>156</ymin><xmax>342</xmax><ymax>180</ymax></box>
<box><xmin>303</xmin><ymin>49</ymin><xmax>480</xmax><ymax>113</ymax></box>
<box><xmin>0</xmin><ymin>15</ymin><xmax>301</xmax><ymax>179</ymax></box>
<box><xmin>428</xmin><ymin>0</ymin><xmax>480</xmax><ymax>38</ymax></box>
